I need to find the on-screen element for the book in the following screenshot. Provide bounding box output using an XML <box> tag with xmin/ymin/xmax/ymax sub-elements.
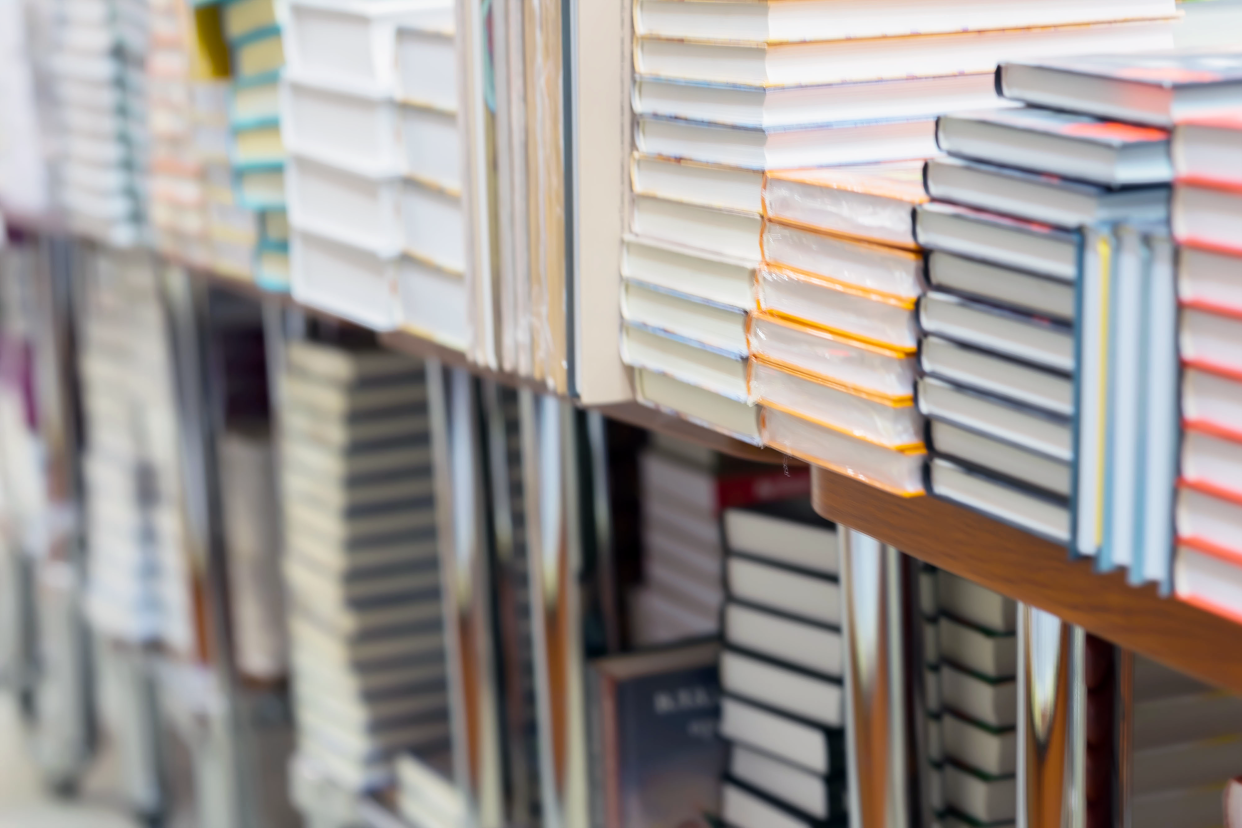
<box><xmin>394</xmin><ymin>19</ymin><xmax>457</xmax><ymax>111</ymax></box>
<box><xmin>916</xmin><ymin>202</ymin><xmax>1079</xmax><ymax>282</ymax></box>
<box><xmin>939</xmin><ymin>616</ymin><xmax>1017</xmax><ymax>680</ymax></box>
<box><xmin>722</xmin><ymin>777</ymin><xmax>845</xmax><ymax>828</ymax></box>
<box><xmin>919</xmin><ymin>291</ymin><xmax>1073</xmax><ymax>375</ymax></box>
<box><xmin>724</xmin><ymin>601</ymin><xmax>841</xmax><ymax>679</ymax></box>
<box><xmin>1178</xmin><ymin>485</ymin><xmax>1242</xmax><ymax>559</ymax></box>
<box><xmin>927</xmin><ymin>251</ymin><xmax>1075</xmax><ymax>323</ymax></box>
<box><xmin>938</xmin><ymin>572</ymin><xmax>1017</xmax><ymax>634</ymax></box>
<box><xmin>233</xmin><ymin>26</ymin><xmax>285</xmax><ymax>80</ymax></box>
<box><xmin>588</xmin><ymin>641</ymin><xmax>724</xmax><ymax>828</ymax></box>
<box><xmin>635</xmin><ymin>115</ymin><xmax>937</xmax><ymax>170</ymax></box>
<box><xmin>762</xmin><ymin>406</ymin><xmax>926</xmax><ymax>496</ymax></box>
<box><xmin>1229</xmin><ymin>776</ymin><xmax>1242</xmax><ymax>828</ymax></box>
<box><xmin>999</xmin><ymin>52</ymin><xmax>1242</xmax><ymax>128</ymax></box>
<box><xmin>286</xmin><ymin>154</ymin><xmax>404</xmax><ymax>254</ymax></box>
<box><xmin>1179</xmin><ymin>244</ymin><xmax>1242</xmax><ymax>319</ymax></box>
<box><xmin>402</xmin><ymin>105</ymin><xmax>462</xmax><ymax>193</ymax></box>
<box><xmin>636</xmin><ymin>74</ymin><xmax>1002</xmax><ymax>133</ymax></box>
<box><xmin>1183</xmin><ymin>366</ymin><xmax>1242</xmax><ymax>443</ymax></box>
<box><xmin>935</xmin><ymin>108</ymin><xmax>1172</xmax><ymax>187</ymax></box>
<box><xmin>729</xmin><ymin>745</ymin><xmax>845</xmax><ymax>822</ymax></box>
<box><xmin>635</xmin><ymin>368</ymin><xmax>762</xmax><ymax>445</ymax></box>
<box><xmin>757</xmin><ymin>265</ymin><xmax>919</xmax><ymax>352</ymax></box>
<box><xmin>721</xmin><ymin>649</ymin><xmax>842</xmax><ymax>728</ymax></box>
<box><xmin>719</xmin><ymin>694</ymin><xmax>844</xmax><ymax>777</ymax></box>
<box><xmin>1173</xmin><ymin>181</ymin><xmax>1242</xmax><ymax>256</ymax></box>
<box><xmin>722</xmin><ymin>499</ymin><xmax>836</xmax><ymax>576</ymax></box>
<box><xmin>941</xmin><ymin>663</ymin><xmax>1017</xmax><ymax>729</ymax></box>
<box><xmin>1174</xmin><ymin>113</ymin><xmax>1242</xmax><ymax>189</ymax></box>
<box><xmin>632</xmin><ymin>153</ymin><xmax>762</xmax><ymax>214</ymax></box>
<box><xmin>633</xmin><ymin>0</ymin><xmax>1174</xmax><ymax>42</ymax></box>
<box><xmin>747</xmin><ymin>313</ymin><xmax>917</xmax><ymax>402</ymax></box>
<box><xmin>634</xmin><ymin>19</ymin><xmax>1174</xmax><ymax>87</ymax></box>
<box><xmin>762</xmin><ymin>221</ymin><xmax>926</xmax><ymax>300</ymax></box>
<box><xmin>943</xmin><ymin>763</ymin><xmax>1016</xmax><ymax>826</ymax></box>
<box><xmin>930</xmin><ymin>420</ymin><xmax>1071</xmax><ymax>500</ymax></box>
<box><xmin>622</xmin><ymin>235</ymin><xmax>756</xmax><ymax>311</ymax></box>
<box><xmin>1182</xmin><ymin>427</ymin><xmax>1242</xmax><ymax>502</ymax></box>
<box><xmin>223</xmin><ymin>0</ymin><xmax>278</xmax><ymax>44</ymax></box>
<box><xmin>398</xmin><ymin>257</ymin><xmax>469</xmax><ymax>351</ymax></box>
<box><xmin>622</xmin><ymin>323</ymin><xmax>749</xmax><ymax>402</ymax></box>
<box><xmin>921</xmin><ymin>336</ymin><xmax>1072</xmax><ymax>418</ymax></box>
<box><xmin>764</xmin><ymin>161</ymin><xmax>927</xmax><ymax>250</ymax></box>
<box><xmin>633</xmin><ymin>194</ymin><xmax>762</xmax><ymax>261</ymax></box>
<box><xmin>750</xmin><ymin>358</ymin><xmax>923</xmax><ymax>451</ymax></box>
<box><xmin>638</xmin><ymin>438</ymin><xmax>809</xmax><ymax>517</ymax></box>
<box><xmin>290</xmin><ymin>228</ymin><xmax>402</xmax><ymax>330</ymax></box>
<box><xmin>918</xmin><ymin>377</ymin><xmax>1071</xmax><ymax>462</ymax></box>
<box><xmin>622</xmin><ymin>280</ymin><xmax>748</xmax><ymax>356</ymax></box>
<box><xmin>925</xmin><ymin>157</ymin><xmax>1170</xmax><ymax>229</ymax></box>
<box><xmin>928</xmin><ymin>457</ymin><xmax>1070</xmax><ymax>543</ymax></box>
<box><xmin>942</xmin><ymin>713</ymin><xmax>1016</xmax><ymax>777</ymax></box>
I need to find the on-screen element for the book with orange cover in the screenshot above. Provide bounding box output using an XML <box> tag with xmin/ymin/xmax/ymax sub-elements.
<box><xmin>764</xmin><ymin>161</ymin><xmax>928</xmax><ymax>250</ymax></box>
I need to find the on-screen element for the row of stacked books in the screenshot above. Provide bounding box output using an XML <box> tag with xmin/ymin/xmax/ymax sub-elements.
<box><xmin>620</xmin><ymin>0</ymin><xmax>1176</xmax><ymax>448</ymax></box>
<box><xmin>279</xmin><ymin>0</ymin><xmax>467</xmax><ymax>348</ymax></box>
<box><xmin>1169</xmin><ymin>112</ymin><xmax>1242</xmax><ymax>623</ymax></box>
<box><xmin>278</xmin><ymin>340</ymin><xmax>450</xmax><ymax>791</ymax></box>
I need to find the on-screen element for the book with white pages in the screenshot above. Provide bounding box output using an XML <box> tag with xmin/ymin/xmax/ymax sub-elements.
<box><xmin>398</xmin><ymin>256</ymin><xmax>469</xmax><ymax>351</ymax></box>
<box><xmin>1177</xmin><ymin>485</ymin><xmax>1242</xmax><ymax>559</ymax></box>
<box><xmin>631</xmin><ymin>153</ymin><xmax>762</xmax><ymax>213</ymax></box>
<box><xmin>729</xmin><ymin>746</ymin><xmax>846</xmax><ymax>822</ymax></box>
<box><xmin>726</xmin><ymin>554</ymin><xmax>841</xmax><ymax>629</ymax></box>
<box><xmin>622</xmin><ymin>279</ymin><xmax>748</xmax><ymax>356</ymax></box>
<box><xmin>622</xmin><ymin>234</ymin><xmax>757</xmax><ymax>310</ymax></box>
<box><xmin>1182</xmin><ymin>367</ymin><xmax>1242</xmax><ymax>439</ymax></box>
<box><xmin>719</xmin><ymin>695</ymin><xmax>845</xmax><ymax>778</ymax></box>
<box><xmin>1178</xmin><ymin>243</ymin><xmax>1242</xmax><ymax>318</ymax></box>
<box><xmin>924</xmin><ymin>156</ymin><xmax>1170</xmax><ymax>229</ymax></box>
<box><xmin>395</xmin><ymin>18</ymin><xmax>457</xmax><ymax>112</ymax></box>
<box><xmin>723</xmin><ymin>498</ymin><xmax>837</xmax><ymax>576</ymax></box>
<box><xmin>918</xmin><ymin>376</ymin><xmax>1071</xmax><ymax>463</ymax></box>
<box><xmin>636</xmin><ymin>114</ymin><xmax>938</xmax><ymax>170</ymax></box>
<box><xmin>943</xmin><ymin>762</ymin><xmax>1016</xmax><ymax>827</ymax></box>
<box><xmin>938</xmin><ymin>616</ymin><xmax>1017</xmax><ymax>681</ymax></box>
<box><xmin>762</xmin><ymin>220</ymin><xmax>926</xmax><ymax>301</ymax></box>
<box><xmin>286</xmin><ymin>154</ymin><xmax>404</xmax><ymax>255</ymax></box>
<box><xmin>633</xmin><ymin>0</ymin><xmax>1174</xmax><ymax>43</ymax></box>
<box><xmin>721</xmin><ymin>649</ymin><xmax>843</xmax><ymax>729</ymax></box>
<box><xmin>402</xmin><ymin>104</ymin><xmax>462</xmax><ymax>194</ymax></box>
<box><xmin>919</xmin><ymin>291</ymin><xmax>1074</xmax><ymax>374</ymax></box>
<box><xmin>724</xmin><ymin>601</ymin><xmax>842</xmax><ymax>679</ymax></box>
<box><xmin>921</xmin><ymin>336</ymin><xmax>1073</xmax><ymax>417</ymax></box>
<box><xmin>935</xmin><ymin>107</ymin><xmax>1174</xmax><ymax>187</ymax></box>
<box><xmin>757</xmin><ymin>265</ymin><xmax>919</xmax><ymax>351</ymax></box>
<box><xmin>622</xmin><ymin>322</ymin><xmax>749</xmax><ymax>402</ymax></box>
<box><xmin>633</xmin><ymin>194</ymin><xmax>761</xmax><ymax>261</ymax></box>
<box><xmin>634</xmin><ymin>73</ymin><xmax>1007</xmax><ymax>130</ymax></box>
<box><xmin>929</xmin><ymin>420</ymin><xmax>1071</xmax><ymax>500</ymax></box>
<box><xmin>281</xmin><ymin>73</ymin><xmax>409</xmax><ymax>178</ymax></box>
<box><xmin>1176</xmin><ymin>543</ymin><xmax>1242</xmax><ymax>627</ymax></box>
<box><xmin>928</xmin><ymin>456</ymin><xmax>1070</xmax><ymax>544</ymax></box>
<box><xmin>915</xmin><ymin>202</ymin><xmax>1080</xmax><ymax>282</ymax></box>
<box><xmin>942</xmin><ymin>712</ymin><xmax>1016</xmax><ymax>777</ymax></box>
<box><xmin>403</xmin><ymin>178</ymin><xmax>466</xmax><ymax>274</ymax></box>
<box><xmin>747</xmin><ymin>312</ymin><xmax>917</xmax><ymax>401</ymax></box>
<box><xmin>938</xmin><ymin>571</ymin><xmax>1016</xmax><ymax>634</ymax></box>
<box><xmin>940</xmin><ymin>661</ymin><xmax>1017</xmax><ymax>728</ymax></box>
<box><xmin>634</xmin><ymin>367</ymin><xmax>762</xmax><ymax>445</ymax></box>
<box><xmin>927</xmin><ymin>251</ymin><xmax>1075</xmax><ymax>323</ymax></box>
<box><xmin>633</xmin><ymin>19</ymin><xmax>1174</xmax><ymax>88</ymax></box>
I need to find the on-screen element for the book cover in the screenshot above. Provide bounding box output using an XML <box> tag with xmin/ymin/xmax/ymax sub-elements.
<box><xmin>939</xmin><ymin>108</ymin><xmax>1169</xmax><ymax>148</ymax></box>
<box><xmin>1011</xmin><ymin>52</ymin><xmax>1242</xmax><ymax>89</ymax></box>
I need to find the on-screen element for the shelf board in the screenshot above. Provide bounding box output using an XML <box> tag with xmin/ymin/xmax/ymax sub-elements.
<box><xmin>811</xmin><ymin>466</ymin><xmax>1242</xmax><ymax>695</ymax></box>
<box><xmin>593</xmin><ymin>401</ymin><xmax>792</xmax><ymax>464</ymax></box>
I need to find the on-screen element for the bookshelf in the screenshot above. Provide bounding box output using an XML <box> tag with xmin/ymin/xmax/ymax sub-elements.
<box><xmin>811</xmin><ymin>465</ymin><xmax>1242</xmax><ymax>695</ymax></box>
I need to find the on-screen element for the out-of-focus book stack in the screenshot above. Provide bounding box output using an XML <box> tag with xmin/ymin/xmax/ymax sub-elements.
<box><xmin>280</xmin><ymin>340</ymin><xmax>449</xmax><ymax>791</ymax></box>
<box><xmin>1126</xmin><ymin>657</ymin><xmax>1242</xmax><ymax>828</ymax></box>
<box><xmin>219</xmin><ymin>0</ymin><xmax>288</xmax><ymax>287</ymax></box>
<box><xmin>931</xmin><ymin>572</ymin><xmax>1018</xmax><ymax>828</ymax></box>
<box><xmin>146</xmin><ymin>0</ymin><xmax>230</xmax><ymax>268</ymax></box>
<box><xmin>629</xmin><ymin>435</ymin><xmax>809</xmax><ymax>647</ymax></box>
<box><xmin>753</xmin><ymin>163</ymin><xmax>929</xmax><ymax>496</ymax></box>
<box><xmin>717</xmin><ymin>499</ymin><xmax>845</xmax><ymax>828</ymax></box>
<box><xmin>78</xmin><ymin>248</ymin><xmax>197</xmax><ymax>657</ymax></box>
<box><xmin>44</xmin><ymin>0</ymin><xmax>152</xmax><ymax>246</ymax></box>
<box><xmin>395</xmin><ymin>751</ymin><xmax>465</xmax><ymax>828</ymax></box>
<box><xmin>624</xmin><ymin>0</ymin><xmax>1177</xmax><ymax>444</ymax></box>
<box><xmin>1170</xmin><ymin>104</ymin><xmax>1242</xmax><ymax>620</ymax></box>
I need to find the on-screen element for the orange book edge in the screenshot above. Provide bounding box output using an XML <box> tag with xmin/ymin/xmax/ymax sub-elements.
<box><xmin>1184</xmin><ymin>418</ymin><xmax>1242</xmax><ymax>447</ymax></box>
<box><xmin>1183</xmin><ymin>357</ymin><xmax>1242</xmax><ymax>384</ymax></box>
<box><xmin>759</xmin><ymin>261</ymin><xmax>919</xmax><ymax>310</ymax></box>
<box><xmin>1180</xmin><ymin>476</ymin><xmax>1242</xmax><ymax>510</ymax></box>
<box><xmin>747</xmin><ymin>310</ymin><xmax>914</xmax><ymax>362</ymax></box>
<box><xmin>749</xmin><ymin>352</ymin><xmax>914</xmax><ymax>407</ymax></box>
<box><xmin>1181</xmin><ymin>296</ymin><xmax>1242</xmax><ymax>321</ymax></box>
<box><xmin>1174</xmin><ymin>234</ymin><xmax>1242</xmax><ymax>259</ymax></box>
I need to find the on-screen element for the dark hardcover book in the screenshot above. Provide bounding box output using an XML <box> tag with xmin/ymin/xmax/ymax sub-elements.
<box><xmin>999</xmin><ymin>53</ymin><xmax>1242</xmax><ymax>128</ymax></box>
<box><xmin>588</xmin><ymin>641</ymin><xmax>724</xmax><ymax>828</ymax></box>
<box><xmin>935</xmin><ymin>108</ymin><xmax>1171</xmax><ymax>187</ymax></box>
<box><xmin>926</xmin><ymin>456</ymin><xmax>1071</xmax><ymax>548</ymax></box>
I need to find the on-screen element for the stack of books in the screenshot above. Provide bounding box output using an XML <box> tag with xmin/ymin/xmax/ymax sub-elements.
<box><xmin>1171</xmin><ymin>103</ymin><xmax>1242</xmax><ymax>621</ymax></box>
<box><xmin>629</xmin><ymin>436</ymin><xmax>809</xmax><ymax>647</ymax></box>
<box><xmin>716</xmin><ymin>498</ymin><xmax>845</xmax><ymax>828</ymax></box>
<box><xmin>395</xmin><ymin>751</ymin><xmax>466</xmax><ymax>828</ymax></box>
<box><xmin>220</xmin><ymin>0</ymin><xmax>287</xmax><ymax>287</ymax></box>
<box><xmin>623</xmin><ymin>0</ymin><xmax>1176</xmax><ymax>443</ymax></box>
<box><xmin>933</xmin><ymin>571</ymin><xmax>1018</xmax><ymax>828</ymax></box>
<box><xmin>282</xmin><ymin>0</ymin><xmax>455</xmax><ymax>330</ymax></box>
<box><xmin>279</xmin><ymin>341</ymin><xmax>449</xmax><ymax>790</ymax></box>
<box><xmin>1127</xmin><ymin>657</ymin><xmax>1242</xmax><ymax>828</ymax></box>
<box><xmin>916</xmin><ymin>57</ymin><xmax>1191</xmax><ymax>548</ymax></box>
<box><xmin>754</xmin><ymin>163</ymin><xmax>929</xmax><ymax>496</ymax></box>
<box><xmin>78</xmin><ymin>248</ymin><xmax>197</xmax><ymax>656</ymax></box>
<box><xmin>46</xmin><ymin>0</ymin><xmax>151</xmax><ymax>246</ymax></box>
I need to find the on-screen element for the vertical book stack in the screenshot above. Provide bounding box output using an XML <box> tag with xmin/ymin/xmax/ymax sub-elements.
<box><xmin>280</xmin><ymin>341</ymin><xmax>449</xmax><ymax>791</ymax></box>
<box><xmin>1170</xmin><ymin>93</ymin><xmax>1242</xmax><ymax>620</ymax></box>
<box><xmin>623</xmin><ymin>0</ymin><xmax>1176</xmax><ymax>445</ymax></box>
<box><xmin>932</xmin><ymin>572</ymin><xmax>1018</xmax><ymax>828</ymax></box>
<box><xmin>221</xmin><ymin>0</ymin><xmax>287</xmax><ymax>287</ymax></box>
<box><xmin>282</xmin><ymin>0</ymin><xmax>456</xmax><ymax>331</ymax></box>
<box><xmin>717</xmin><ymin>499</ymin><xmax>846</xmax><ymax>828</ymax></box>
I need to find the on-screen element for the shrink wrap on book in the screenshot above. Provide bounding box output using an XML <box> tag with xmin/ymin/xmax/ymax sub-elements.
<box><xmin>757</xmin><ymin>265</ymin><xmax>919</xmax><ymax>351</ymax></box>
<box><xmin>762</xmin><ymin>220</ymin><xmax>927</xmax><ymax>299</ymax></box>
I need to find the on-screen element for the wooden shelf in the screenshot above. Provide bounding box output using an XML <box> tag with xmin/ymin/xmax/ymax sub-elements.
<box><xmin>811</xmin><ymin>466</ymin><xmax>1242</xmax><ymax>695</ymax></box>
<box><xmin>593</xmin><ymin>402</ymin><xmax>792</xmax><ymax>465</ymax></box>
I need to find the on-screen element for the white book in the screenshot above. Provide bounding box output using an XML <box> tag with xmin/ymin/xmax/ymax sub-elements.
<box><xmin>395</xmin><ymin>22</ymin><xmax>457</xmax><ymax>111</ymax></box>
<box><xmin>282</xmin><ymin>74</ymin><xmax>406</xmax><ymax>178</ymax></box>
<box><xmin>399</xmin><ymin>257</ymin><xmax>469</xmax><ymax>351</ymax></box>
<box><xmin>622</xmin><ymin>323</ymin><xmax>749</xmax><ymax>402</ymax></box>
<box><xmin>402</xmin><ymin>180</ymin><xmax>466</xmax><ymax>273</ymax></box>
<box><xmin>635</xmin><ymin>367</ymin><xmax>762</xmax><ymax>445</ymax></box>
<box><xmin>291</xmin><ymin>228</ymin><xmax>402</xmax><ymax>331</ymax></box>
<box><xmin>286</xmin><ymin>153</ymin><xmax>403</xmax><ymax>254</ymax></box>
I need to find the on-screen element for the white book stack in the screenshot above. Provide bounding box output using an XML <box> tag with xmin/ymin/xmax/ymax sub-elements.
<box><xmin>280</xmin><ymin>341</ymin><xmax>450</xmax><ymax>791</ymax></box>
<box><xmin>46</xmin><ymin>0</ymin><xmax>150</xmax><ymax>246</ymax></box>
<box><xmin>281</xmin><ymin>0</ymin><xmax>458</xmax><ymax>333</ymax></box>
<box><xmin>195</xmin><ymin>80</ymin><xmax>259</xmax><ymax>279</ymax></box>
<box><xmin>624</xmin><ymin>0</ymin><xmax>1176</xmax><ymax>444</ymax></box>
<box><xmin>78</xmin><ymin>248</ymin><xmax>195</xmax><ymax>656</ymax></box>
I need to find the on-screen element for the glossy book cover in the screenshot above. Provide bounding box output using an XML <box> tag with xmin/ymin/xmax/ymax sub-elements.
<box><xmin>940</xmin><ymin>108</ymin><xmax>1169</xmax><ymax>147</ymax></box>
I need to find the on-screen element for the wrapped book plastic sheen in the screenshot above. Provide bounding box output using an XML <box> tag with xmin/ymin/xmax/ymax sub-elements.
<box><xmin>747</xmin><ymin>312</ymin><xmax>916</xmax><ymax>401</ymax></box>
<box><xmin>749</xmin><ymin>358</ymin><xmax>923</xmax><ymax>451</ymax></box>
<box><xmin>762</xmin><ymin>220</ymin><xmax>926</xmax><ymax>300</ymax></box>
<box><xmin>757</xmin><ymin>265</ymin><xmax>919</xmax><ymax>351</ymax></box>
<box><xmin>763</xmin><ymin>161</ymin><xmax>928</xmax><ymax>250</ymax></box>
<box><xmin>760</xmin><ymin>406</ymin><xmax>925</xmax><ymax>497</ymax></box>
